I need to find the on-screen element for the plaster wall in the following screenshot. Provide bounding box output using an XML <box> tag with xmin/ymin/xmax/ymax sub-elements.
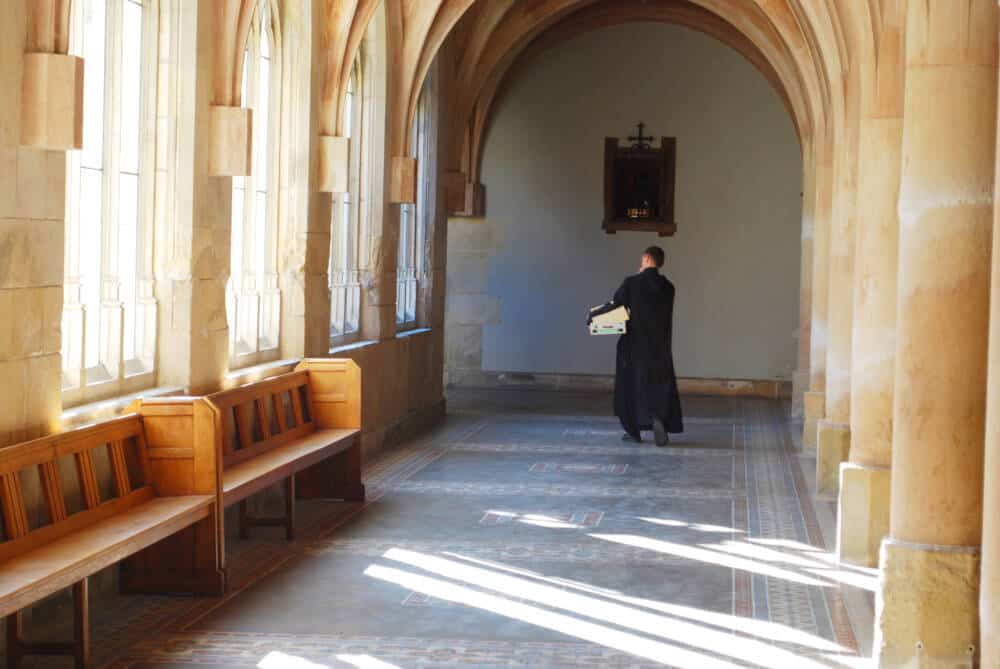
<box><xmin>447</xmin><ymin>23</ymin><xmax>802</xmax><ymax>385</ymax></box>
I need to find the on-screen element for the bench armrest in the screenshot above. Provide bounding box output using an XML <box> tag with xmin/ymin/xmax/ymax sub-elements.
<box><xmin>294</xmin><ymin>359</ymin><xmax>362</xmax><ymax>430</ymax></box>
<box><xmin>130</xmin><ymin>398</ymin><xmax>221</xmax><ymax>497</ymax></box>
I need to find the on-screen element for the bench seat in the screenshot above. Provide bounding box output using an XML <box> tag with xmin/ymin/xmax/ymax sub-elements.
<box><xmin>0</xmin><ymin>493</ymin><xmax>213</xmax><ymax>619</ymax></box>
<box><xmin>223</xmin><ymin>428</ymin><xmax>358</xmax><ymax>505</ymax></box>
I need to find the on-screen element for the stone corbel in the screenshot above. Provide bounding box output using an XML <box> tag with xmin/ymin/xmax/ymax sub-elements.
<box><xmin>21</xmin><ymin>52</ymin><xmax>84</xmax><ymax>150</ymax></box>
<box><xmin>318</xmin><ymin>135</ymin><xmax>350</xmax><ymax>193</ymax></box>
<box><xmin>389</xmin><ymin>156</ymin><xmax>417</xmax><ymax>204</ymax></box>
<box><xmin>208</xmin><ymin>106</ymin><xmax>253</xmax><ymax>176</ymax></box>
<box><xmin>463</xmin><ymin>182</ymin><xmax>486</xmax><ymax>217</ymax></box>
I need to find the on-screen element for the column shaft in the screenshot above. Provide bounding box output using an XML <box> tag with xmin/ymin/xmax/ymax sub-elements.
<box><xmin>875</xmin><ymin>2</ymin><xmax>997</xmax><ymax>666</ymax></box>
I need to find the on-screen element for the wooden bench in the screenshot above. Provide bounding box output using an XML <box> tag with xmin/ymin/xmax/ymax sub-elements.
<box><xmin>0</xmin><ymin>414</ymin><xmax>223</xmax><ymax>669</ymax></box>
<box><xmin>134</xmin><ymin>359</ymin><xmax>362</xmax><ymax>559</ymax></box>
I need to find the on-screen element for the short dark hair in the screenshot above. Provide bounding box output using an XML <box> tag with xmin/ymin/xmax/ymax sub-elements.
<box><xmin>644</xmin><ymin>245</ymin><xmax>665</xmax><ymax>268</ymax></box>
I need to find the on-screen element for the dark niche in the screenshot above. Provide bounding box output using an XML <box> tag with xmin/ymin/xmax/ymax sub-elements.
<box><xmin>603</xmin><ymin>123</ymin><xmax>677</xmax><ymax>237</ymax></box>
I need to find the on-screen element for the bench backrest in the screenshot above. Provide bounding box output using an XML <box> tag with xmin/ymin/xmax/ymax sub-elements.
<box><xmin>135</xmin><ymin>359</ymin><xmax>361</xmax><ymax>473</ymax></box>
<box><xmin>205</xmin><ymin>371</ymin><xmax>317</xmax><ymax>468</ymax></box>
<box><xmin>0</xmin><ymin>415</ymin><xmax>153</xmax><ymax>563</ymax></box>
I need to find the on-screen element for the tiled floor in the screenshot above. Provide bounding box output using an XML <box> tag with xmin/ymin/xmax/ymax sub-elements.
<box><xmin>26</xmin><ymin>390</ymin><xmax>876</xmax><ymax>669</ymax></box>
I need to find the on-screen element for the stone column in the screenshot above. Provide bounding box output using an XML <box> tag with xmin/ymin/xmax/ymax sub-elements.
<box><xmin>817</xmin><ymin>84</ymin><xmax>860</xmax><ymax>492</ymax></box>
<box><xmin>874</xmin><ymin>2</ymin><xmax>996</xmax><ymax>666</ymax></box>
<box><xmin>791</xmin><ymin>140</ymin><xmax>815</xmax><ymax>420</ymax></box>
<box><xmin>803</xmin><ymin>140</ymin><xmax>832</xmax><ymax>451</ymax></box>
<box><xmin>0</xmin><ymin>0</ymin><xmax>64</xmax><ymax>445</ymax></box>
<box><xmin>837</xmin><ymin>10</ymin><xmax>903</xmax><ymax>568</ymax></box>
<box><xmin>979</xmin><ymin>31</ymin><xmax>1000</xmax><ymax>669</ymax></box>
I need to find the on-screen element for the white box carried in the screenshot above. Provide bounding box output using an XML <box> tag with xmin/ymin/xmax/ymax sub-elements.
<box><xmin>589</xmin><ymin>305</ymin><xmax>628</xmax><ymax>336</ymax></box>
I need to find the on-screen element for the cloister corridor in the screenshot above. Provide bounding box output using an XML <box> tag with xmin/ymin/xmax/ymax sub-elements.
<box><xmin>25</xmin><ymin>390</ymin><xmax>874</xmax><ymax>669</ymax></box>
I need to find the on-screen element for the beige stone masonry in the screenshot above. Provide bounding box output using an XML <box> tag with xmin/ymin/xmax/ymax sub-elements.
<box><xmin>816</xmin><ymin>420</ymin><xmax>849</xmax><ymax>494</ymax></box>
<box><xmin>803</xmin><ymin>390</ymin><xmax>824</xmax><ymax>451</ymax></box>
<box><xmin>837</xmin><ymin>463</ymin><xmax>890</xmax><ymax>567</ymax></box>
<box><xmin>20</xmin><ymin>53</ymin><xmax>83</xmax><ymax>150</ymax></box>
<box><xmin>443</xmin><ymin>170</ymin><xmax>466</xmax><ymax>212</ymax></box>
<box><xmin>317</xmin><ymin>135</ymin><xmax>350</xmax><ymax>193</ymax></box>
<box><xmin>875</xmin><ymin>540</ymin><xmax>979</xmax><ymax>668</ymax></box>
<box><xmin>390</xmin><ymin>156</ymin><xmax>417</xmax><ymax>203</ymax></box>
<box><xmin>208</xmin><ymin>105</ymin><xmax>253</xmax><ymax>176</ymax></box>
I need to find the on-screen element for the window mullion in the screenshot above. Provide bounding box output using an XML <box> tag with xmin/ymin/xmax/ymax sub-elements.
<box><xmin>100</xmin><ymin>0</ymin><xmax>125</xmax><ymax>382</ymax></box>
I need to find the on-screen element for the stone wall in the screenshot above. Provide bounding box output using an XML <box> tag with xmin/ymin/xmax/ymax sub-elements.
<box><xmin>446</xmin><ymin>23</ymin><xmax>803</xmax><ymax>388</ymax></box>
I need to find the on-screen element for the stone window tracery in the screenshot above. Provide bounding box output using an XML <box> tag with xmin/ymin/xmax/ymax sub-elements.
<box><xmin>330</xmin><ymin>64</ymin><xmax>363</xmax><ymax>342</ymax></box>
<box><xmin>397</xmin><ymin>77</ymin><xmax>432</xmax><ymax>329</ymax></box>
<box><xmin>62</xmin><ymin>0</ymin><xmax>158</xmax><ymax>406</ymax></box>
<box><xmin>227</xmin><ymin>0</ymin><xmax>282</xmax><ymax>369</ymax></box>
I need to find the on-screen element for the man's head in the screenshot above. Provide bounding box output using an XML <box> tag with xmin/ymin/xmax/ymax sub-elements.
<box><xmin>641</xmin><ymin>245</ymin><xmax>665</xmax><ymax>270</ymax></box>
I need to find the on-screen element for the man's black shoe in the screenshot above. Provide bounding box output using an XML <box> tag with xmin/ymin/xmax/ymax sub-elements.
<box><xmin>653</xmin><ymin>418</ymin><xmax>669</xmax><ymax>447</ymax></box>
<box><xmin>622</xmin><ymin>433</ymin><xmax>642</xmax><ymax>444</ymax></box>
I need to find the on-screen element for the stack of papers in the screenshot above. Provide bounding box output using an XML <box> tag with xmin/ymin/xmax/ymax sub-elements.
<box><xmin>589</xmin><ymin>305</ymin><xmax>629</xmax><ymax>336</ymax></box>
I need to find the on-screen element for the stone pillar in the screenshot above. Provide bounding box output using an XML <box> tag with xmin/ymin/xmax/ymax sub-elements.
<box><xmin>817</xmin><ymin>82</ymin><xmax>860</xmax><ymax>489</ymax></box>
<box><xmin>838</xmin><ymin>9</ymin><xmax>903</xmax><ymax>568</ymax></box>
<box><xmin>791</xmin><ymin>141</ymin><xmax>815</xmax><ymax>419</ymax></box>
<box><xmin>979</xmin><ymin>26</ymin><xmax>1000</xmax><ymax>669</ymax></box>
<box><xmin>281</xmin><ymin>0</ymin><xmax>330</xmax><ymax>360</ymax></box>
<box><xmin>803</xmin><ymin>141</ymin><xmax>832</xmax><ymax>451</ymax></box>
<box><xmin>0</xmin><ymin>0</ymin><xmax>64</xmax><ymax>445</ymax></box>
<box><xmin>874</xmin><ymin>2</ymin><xmax>996</xmax><ymax>666</ymax></box>
<box><xmin>155</xmin><ymin>2</ymin><xmax>237</xmax><ymax>394</ymax></box>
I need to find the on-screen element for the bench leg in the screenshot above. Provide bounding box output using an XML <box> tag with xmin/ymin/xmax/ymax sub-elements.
<box><xmin>285</xmin><ymin>475</ymin><xmax>296</xmax><ymax>542</ymax></box>
<box><xmin>7</xmin><ymin>610</ymin><xmax>24</xmax><ymax>669</ymax></box>
<box><xmin>73</xmin><ymin>580</ymin><xmax>90</xmax><ymax>669</ymax></box>
<box><xmin>6</xmin><ymin>578</ymin><xmax>90</xmax><ymax>669</ymax></box>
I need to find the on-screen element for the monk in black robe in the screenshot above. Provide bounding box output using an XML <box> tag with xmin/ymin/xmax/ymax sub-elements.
<box><xmin>589</xmin><ymin>245</ymin><xmax>683</xmax><ymax>446</ymax></box>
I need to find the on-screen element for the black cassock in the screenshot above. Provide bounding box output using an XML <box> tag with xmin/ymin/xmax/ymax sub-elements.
<box><xmin>591</xmin><ymin>267</ymin><xmax>684</xmax><ymax>438</ymax></box>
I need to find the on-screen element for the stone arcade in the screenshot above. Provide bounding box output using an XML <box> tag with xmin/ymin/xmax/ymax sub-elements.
<box><xmin>3</xmin><ymin>0</ymin><xmax>1000</xmax><ymax>667</ymax></box>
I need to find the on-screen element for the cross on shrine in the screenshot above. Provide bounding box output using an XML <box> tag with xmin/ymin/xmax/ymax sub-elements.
<box><xmin>628</xmin><ymin>122</ymin><xmax>653</xmax><ymax>148</ymax></box>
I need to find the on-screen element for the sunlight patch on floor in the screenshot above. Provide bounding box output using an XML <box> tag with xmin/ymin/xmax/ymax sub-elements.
<box><xmin>374</xmin><ymin>548</ymin><xmax>840</xmax><ymax>669</ymax></box>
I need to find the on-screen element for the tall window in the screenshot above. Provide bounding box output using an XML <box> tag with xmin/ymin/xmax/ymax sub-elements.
<box><xmin>228</xmin><ymin>0</ymin><xmax>281</xmax><ymax>368</ymax></box>
<box><xmin>330</xmin><ymin>64</ymin><xmax>363</xmax><ymax>342</ymax></box>
<box><xmin>397</xmin><ymin>83</ymin><xmax>432</xmax><ymax>328</ymax></box>
<box><xmin>63</xmin><ymin>0</ymin><xmax>157</xmax><ymax>405</ymax></box>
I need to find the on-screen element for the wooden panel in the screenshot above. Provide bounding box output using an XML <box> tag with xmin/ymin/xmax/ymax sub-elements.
<box><xmin>295</xmin><ymin>359</ymin><xmax>362</xmax><ymax>430</ymax></box>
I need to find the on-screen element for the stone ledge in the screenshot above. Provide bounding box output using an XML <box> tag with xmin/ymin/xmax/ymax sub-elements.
<box><xmin>61</xmin><ymin>385</ymin><xmax>183</xmax><ymax>429</ymax></box>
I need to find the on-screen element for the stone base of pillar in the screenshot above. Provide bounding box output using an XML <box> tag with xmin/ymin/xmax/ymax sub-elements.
<box><xmin>803</xmin><ymin>391</ymin><xmax>824</xmax><ymax>452</ymax></box>
<box><xmin>816</xmin><ymin>421</ymin><xmax>850</xmax><ymax>494</ymax></box>
<box><xmin>837</xmin><ymin>463</ymin><xmax>890</xmax><ymax>567</ymax></box>
<box><xmin>875</xmin><ymin>539</ymin><xmax>979</xmax><ymax>668</ymax></box>
<box><xmin>790</xmin><ymin>368</ymin><xmax>809</xmax><ymax>419</ymax></box>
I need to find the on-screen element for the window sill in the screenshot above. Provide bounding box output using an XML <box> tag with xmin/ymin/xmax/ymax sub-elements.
<box><xmin>61</xmin><ymin>385</ymin><xmax>185</xmax><ymax>430</ymax></box>
<box><xmin>396</xmin><ymin>327</ymin><xmax>432</xmax><ymax>339</ymax></box>
<box><xmin>223</xmin><ymin>358</ymin><xmax>300</xmax><ymax>389</ymax></box>
<box><xmin>330</xmin><ymin>339</ymin><xmax>378</xmax><ymax>355</ymax></box>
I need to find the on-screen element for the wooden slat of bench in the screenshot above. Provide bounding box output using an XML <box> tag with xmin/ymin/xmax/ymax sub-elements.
<box><xmin>0</xmin><ymin>495</ymin><xmax>213</xmax><ymax>619</ymax></box>
<box><xmin>222</xmin><ymin>429</ymin><xmax>359</xmax><ymax>506</ymax></box>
